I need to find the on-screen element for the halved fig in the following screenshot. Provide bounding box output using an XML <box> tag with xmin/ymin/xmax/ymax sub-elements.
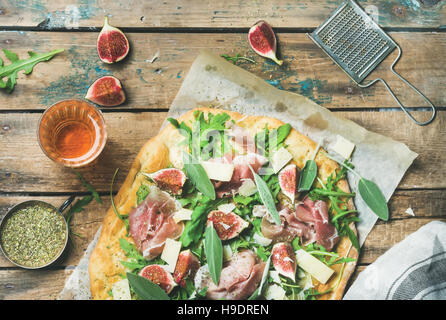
<box><xmin>248</xmin><ymin>20</ymin><xmax>283</xmax><ymax>65</ymax></box>
<box><xmin>146</xmin><ymin>168</ymin><xmax>186</xmax><ymax>195</ymax></box>
<box><xmin>97</xmin><ymin>16</ymin><xmax>129</xmax><ymax>64</ymax></box>
<box><xmin>173</xmin><ymin>250</ymin><xmax>201</xmax><ymax>287</ymax></box>
<box><xmin>85</xmin><ymin>75</ymin><xmax>126</xmax><ymax>107</ymax></box>
<box><xmin>207</xmin><ymin>210</ymin><xmax>249</xmax><ymax>240</ymax></box>
<box><xmin>271</xmin><ymin>242</ymin><xmax>296</xmax><ymax>282</ymax></box>
<box><xmin>139</xmin><ymin>264</ymin><xmax>176</xmax><ymax>294</ymax></box>
<box><xmin>278</xmin><ymin>164</ymin><xmax>297</xmax><ymax>203</ymax></box>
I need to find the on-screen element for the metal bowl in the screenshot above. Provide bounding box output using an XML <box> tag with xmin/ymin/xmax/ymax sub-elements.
<box><xmin>0</xmin><ymin>197</ymin><xmax>74</xmax><ymax>269</ymax></box>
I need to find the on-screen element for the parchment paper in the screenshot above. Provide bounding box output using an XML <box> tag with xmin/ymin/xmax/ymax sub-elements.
<box><xmin>58</xmin><ymin>50</ymin><xmax>417</xmax><ymax>299</ymax></box>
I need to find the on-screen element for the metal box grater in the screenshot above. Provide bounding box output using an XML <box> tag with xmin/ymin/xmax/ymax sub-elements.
<box><xmin>308</xmin><ymin>0</ymin><xmax>436</xmax><ymax>126</ymax></box>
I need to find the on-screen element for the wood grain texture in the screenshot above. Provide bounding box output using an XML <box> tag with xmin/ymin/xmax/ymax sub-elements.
<box><xmin>0</xmin><ymin>0</ymin><xmax>445</xmax><ymax>29</ymax></box>
<box><xmin>1</xmin><ymin>110</ymin><xmax>444</xmax><ymax>193</ymax></box>
<box><xmin>0</xmin><ymin>32</ymin><xmax>444</xmax><ymax>110</ymax></box>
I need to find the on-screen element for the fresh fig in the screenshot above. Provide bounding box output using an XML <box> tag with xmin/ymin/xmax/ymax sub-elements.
<box><xmin>139</xmin><ymin>264</ymin><xmax>176</xmax><ymax>294</ymax></box>
<box><xmin>173</xmin><ymin>250</ymin><xmax>201</xmax><ymax>287</ymax></box>
<box><xmin>271</xmin><ymin>242</ymin><xmax>296</xmax><ymax>282</ymax></box>
<box><xmin>207</xmin><ymin>210</ymin><xmax>249</xmax><ymax>240</ymax></box>
<box><xmin>248</xmin><ymin>20</ymin><xmax>283</xmax><ymax>65</ymax></box>
<box><xmin>145</xmin><ymin>168</ymin><xmax>186</xmax><ymax>195</ymax></box>
<box><xmin>97</xmin><ymin>16</ymin><xmax>129</xmax><ymax>64</ymax></box>
<box><xmin>85</xmin><ymin>75</ymin><xmax>126</xmax><ymax>107</ymax></box>
<box><xmin>278</xmin><ymin>164</ymin><xmax>297</xmax><ymax>203</ymax></box>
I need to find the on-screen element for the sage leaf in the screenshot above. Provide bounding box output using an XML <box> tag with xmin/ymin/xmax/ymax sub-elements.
<box><xmin>126</xmin><ymin>273</ymin><xmax>170</xmax><ymax>300</ymax></box>
<box><xmin>182</xmin><ymin>152</ymin><xmax>216</xmax><ymax>200</ymax></box>
<box><xmin>205</xmin><ymin>222</ymin><xmax>223</xmax><ymax>285</ymax></box>
<box><xmin>0</xmin><ymin>49</ymin><xmax>64</xmax><ymax>93</ymax></box>
<box><xmin>298</xmin><ymin>159</ymin><xmax>317</xmax><ymax>192</ymax></box>
<box><xmin>249</xmin><ymin>165</ymin><xmax>281</xmax><ymax>226</ymax></box>
<box><xmin>248</xmin><ymin>256</ymin><xmax>271</xmax><ymax>300</ymax></box>
<box><xmin>358</xmin><ymin>178</ymin><xmax>389</xmax><ymax>221</ymax></box>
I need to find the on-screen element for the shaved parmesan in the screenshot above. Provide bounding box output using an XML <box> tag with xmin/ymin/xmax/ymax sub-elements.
<box><xmin>201</xmin><ymin>161</ymin><xmax>234</xmax><ymax>181</ymax></box>
<box><xmin>264</xmin><ymin>284</ymin><xmax>286</xmax><ymax>300</ymax></box>
<box><xmin>271</xmin><ymin>147</ymin><xmax>293</xmax><ymax>173</ymax></box>
<box><xmin>169</xmin><ymin>145</ymin><xmax>185</xmax><ymax>169</ymax></box>
<box><xmin>405</xmin><ymin>207</ymin><xmax>415</xmax><ymax>216</ymax></box>
<box><xmin>239</xmin><ymin>178</ymin><xmax>257</xmax><ymax>196</ymax></box>
<box><xmin>112</xmin><ymin>279</ymin><xmax>131</xmax><ymax>300</ymax></box>
<box><xmin>253</xmin><ymin>233</ymin><xmax>272</xmax><ymax>246</ymax></box>
<box><xmin>218</xmin><ymin>203</ymin><xmax>236</xmax><ymax>214</ymax></box>
<box><xmin>172</xmin><ymin>208</ymin><xmax>193</xmax><ymax>223</ymax></box>
<box><xmin>295</xmin><ymin>249</ymin><xmax>334</xmax><ymax>284</ymax></box>
<box><xmin>332</xmin><ymin>135</ymin><xmax>355</xmax><ymax>160</ymax></box>
<box><xmin>161</xmin><ymin>238</ymin><xmax>182</xmax><ymax>273</ymax></box>
<box><xmin>252</xmin><ymin>204</ymin><xmax>268</xmax><ymax>218</ymax></box>
<box><xmin>269</xmin><ymin>271</ymin><xmax>281</xmax><ymax>284</ymax></box>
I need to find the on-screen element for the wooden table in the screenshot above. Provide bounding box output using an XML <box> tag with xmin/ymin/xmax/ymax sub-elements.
<box><xmin>1</xmin><ymin>0</ymin><xmax>445</xmax><ymax>300</ymax></box>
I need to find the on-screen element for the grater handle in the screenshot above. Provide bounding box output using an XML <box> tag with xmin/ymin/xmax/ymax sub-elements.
<box><xmin>358</xmin><ymin>46</ymin><xmax>436</xmax><ymax>126</ymax></box>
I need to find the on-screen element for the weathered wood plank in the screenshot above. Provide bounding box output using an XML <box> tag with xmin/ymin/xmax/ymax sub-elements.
<box><xmin>361</xmin><ymin>217</ymin><xmax>446</xmax><ymax>264</ymax></box>
<box><xmin>0</xmin><ymin>268</ymin><xmax>72</xmax><ymax>300</ymax></box>
<box><xmin>0</xmin><ymin>32</ymin><xmax>444</xmax><ymax>110</ymax></box>
<box><xmin>1</xmin><ymin>0</ymin><xmax>445</xmax><ymax>29</ymax></box>
<box><xmin>0</xmin><ymin>190</ymin><xmax>445</xmax><ymax>267</ymax></box>
<box><xmin>1</xmin><ymin>110</ymin><xmax>445</xmax><ymax>193</ymax></box>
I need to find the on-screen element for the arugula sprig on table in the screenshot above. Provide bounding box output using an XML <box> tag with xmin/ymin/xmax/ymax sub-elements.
<box><xmin>64</xmin><ymin>172</ymin><xmax>102</xmax><ymax>245</ymax></box>
<box><xmin>0</xmin><ymin>49</ymin><xmax>64</xmax><ymax>92</ymax></box>
<box><xmin>221</xmin><ymin>53</ymin><xmax>256</xmax><ymax>64</ymax></box>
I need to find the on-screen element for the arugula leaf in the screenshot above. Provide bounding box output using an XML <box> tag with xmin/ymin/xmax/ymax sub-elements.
<box><xmin>172</xmin><ymin>278</ymin><xmax>196</xmax><ymax>300</ymax></box>
<box><xmin>75</xmin><ymin>171</ymin><xmax>102</xmax><ymax>204</ymax></box>
<box><xmin>136</xmin><ymin>184</ymin><xmax>151</xmax><ymax>205</ymax></box>
<box><xmin>0</xmin><ymin>49</ymin><xmax>63</xmax><ymax>93</ymax></box>
<box><xmin>255</xmin><ymin>123</ymin><xmax>291</xmax><ymax>157</ymax></box>
<box><xmin>221</xmin><ymin>53</ymin><xmax>255</xmax><ymax>64</ymax></box>
<box><xmin>180</xmin><ymin>197</ymin><xmax>226</xmax><ymax>247</ymax></box>
<box><xmin>182</xmin><ymin>152</ymin><xmax>215</xmax><ymax>200</ymax></box>
<box><xmin>65</xmin><ymin>195</ymin><xmax>93</xmax><ymax>225</ymax></box>
<box><xmin>126</xmin><ymin>273</ymin><xmax>170</xmax><ymax>300</ymax></box>
<box><xmin>167</xmin><ymin>118</ymin><xmax>192</xmax><ymax>151</ymax></box>
<box><xmin>205</xmin><ymin>223</ymin><xmax>223</xmax><ymax>285</ymax></box>
<box><xmin>311</xmin><ymin>166</ymin><xmax>360</xmax><ymax>251</ymax></box>
<box><xmin>110</xmin><ymin>168</ymin><xmax>129</xmax><ymax>231</ymax></box>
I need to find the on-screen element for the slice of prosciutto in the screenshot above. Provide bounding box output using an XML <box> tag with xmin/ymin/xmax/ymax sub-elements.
<box><xmin>211</xmin><ymin>152</ymin><xmax>267</xmax><ymax>198</ymax></box>
<box><xmin>261</xmin><ymin>198</ymin><xmax>339</xmax><ymax>251</ymax></box>
<box><xmin>206</xmin><ymin>250</ymin><xmax>266</xmax><ymax>300</ymax></box>
<box><xmin>128</xmin><ymin>186</ymin><xmax>184</xmax><ymax>260</ymax></box>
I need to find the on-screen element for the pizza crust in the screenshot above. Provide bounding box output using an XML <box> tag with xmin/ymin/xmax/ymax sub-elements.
<box><xmin>88</xmin><ymin>107</ymin><xmax>358</xmax><ymax>300</ymax></box>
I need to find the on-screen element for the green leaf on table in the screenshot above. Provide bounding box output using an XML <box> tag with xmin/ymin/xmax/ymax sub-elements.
<box><xmin>0</xmin><ymin>49</ymin><xmax>64</xmax><ymax>93</ymax></box>
<box><xmin>358</xmin><ymin>178</ymin><xmax>389</xmax><ymax>221</ymax></box>
<box><xmin>75</xmin><ymin>171</ymin><xmax>102</xmax><ymax>204</ymax></box>
<box><xmin>182</xmin><ymin>152</ymin><xmax>215</xmax><ymax>200</ymax></box>
<box><xmin>205</xmin><ymin>222</ymin><xmax>223</xmax><ymax>285</ymax></box>
<box><xmin>126</xmin><ymin>273</ymin><xmax>170</xmax><ymax>300</ymax></box>
<box><xmin>298</xmin><ymin>160</ymin><xmax>317</xmax><ymax>192</ymax></box>
<box><xmin>249</xmin><ymin>165</ymin><xmax>281</xmax><ymax>226</ymax></box>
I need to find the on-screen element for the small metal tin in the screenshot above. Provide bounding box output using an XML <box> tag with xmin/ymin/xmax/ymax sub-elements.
<box><xmin>0</xmin><ymin>196</ymin><xmax>74</xmax><ymax>269</ymax></box>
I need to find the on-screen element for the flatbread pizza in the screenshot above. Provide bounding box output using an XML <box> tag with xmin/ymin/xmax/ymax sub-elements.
<box><xmin>89</xmin><ymin>107</ymin><xmax>359</xmax><ymax>300</ymax></box>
